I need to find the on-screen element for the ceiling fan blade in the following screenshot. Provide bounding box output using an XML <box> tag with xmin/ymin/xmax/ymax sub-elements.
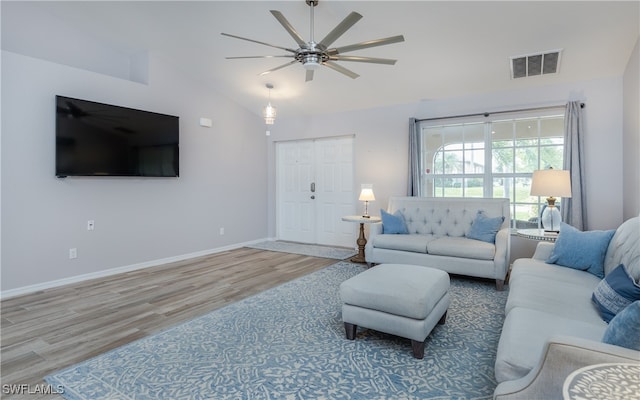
<box><xmin>330</xmin><ymin>35</ymin><xmax>405</xmax><ymax>55</ymax></box>
<box><xmin>318</xmin><ymin>12</ymin><xmax>363</xmax><ymax>49</ymax></box>
<box><xmin>330</xmin><ymin>55</ymin><xmax>397</xmax><ymax>65</ymax></box>
<box><xmin>226</xmin><ymin>55</ymin><xmax>294</xmax><ymax>60</ymax></box>
<box><xmin>305</xmin><ymin>69</ymin><xmax>314</xmax><ymax>82</ymax></box>
<box><xmin>270</xmin><ymin>10</ymin><xmax>307</xmax><ymax>47</ymax></box>
<box><xmin>323</xmin><ymin>61</ymin><xmax>359</xmax><ymax>79</ymax></box>
<box><xmin>221</xmin><ymin>33</ymin><xmax>296</xmax><ymax>53</ymax></box>
<box><xmin>258</xmin><ymin>60</ymin><xmax>298</xmax><ymax>76</ymax></box>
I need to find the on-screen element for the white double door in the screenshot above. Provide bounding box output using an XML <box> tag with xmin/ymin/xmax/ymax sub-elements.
<box><xmin>276</xmin><ymin>136</ymin><xmax>355</xmax><ymax>247</ymax></box>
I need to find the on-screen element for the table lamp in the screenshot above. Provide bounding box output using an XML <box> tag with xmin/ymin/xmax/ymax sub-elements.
<box><xmin>530</xmin><ymin>168</ymin><xmax>572</xmax><ymax>232</ymax></box>
<box><xmin>359</xmin><ymin>184</ymin><xmax>375</xmax><ymax>218</ymax></box>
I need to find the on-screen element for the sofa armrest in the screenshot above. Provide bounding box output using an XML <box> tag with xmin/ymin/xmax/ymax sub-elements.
<box><xmin>532</xmin><ymin>241</ymin><xmax>554</xmax><ymax>261</ymax></box>
<box><xmin>493</xmin><ymin>335</ymin><xmax>640</xmax><ymax>400</ymax></box>
<box><xmin>494</xmin><ymin>227</ymin><xmax>511</xmax><ymax>280</ymax></box>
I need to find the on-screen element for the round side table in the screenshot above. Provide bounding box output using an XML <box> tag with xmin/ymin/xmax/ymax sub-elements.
<box><xmin>563</xmin><ymin>362</ymin><xmax>640</xmax><ymax>400</ymax></box>
<box><xmin>341</xmin><ymin>215</ymin><xmax>381</xmax><ymax>263</ymax></box>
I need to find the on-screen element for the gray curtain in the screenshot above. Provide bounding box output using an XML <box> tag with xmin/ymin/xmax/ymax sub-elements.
<box><xmin>408</xmin><ymin>118</ymin><xmax>422</xmax><ymax>196</ymax></box>
<box><xmin>562</xmin><ymin>101</ymin><xmax>587</xmax><ymax>230</ymax></box>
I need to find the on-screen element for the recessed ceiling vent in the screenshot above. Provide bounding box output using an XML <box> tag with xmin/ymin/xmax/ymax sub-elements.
<box><xmin>510</xmin><ymin>49</ymin><xmax>562</xmax><ymax>79</ymax></box>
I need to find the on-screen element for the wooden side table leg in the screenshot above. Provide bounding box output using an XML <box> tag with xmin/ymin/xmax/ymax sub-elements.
<box><xmin>350</xmin><ymin>223</ymin><xmax>367</xmax><ymax>263</ymax></box>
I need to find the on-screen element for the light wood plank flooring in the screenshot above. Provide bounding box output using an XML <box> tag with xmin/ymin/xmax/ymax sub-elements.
<box><xmin>1</xmin><ymin>247</ymin><xmax>340</xmax><ymax>399</ymax></box>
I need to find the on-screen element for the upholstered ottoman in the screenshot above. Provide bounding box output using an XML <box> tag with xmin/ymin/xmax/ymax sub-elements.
<box><xmin>339</xmin><ymin>264</ymin><xmax>450</xmax><ymax>359</ymax></box>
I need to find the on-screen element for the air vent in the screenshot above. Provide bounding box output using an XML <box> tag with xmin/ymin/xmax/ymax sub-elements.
<box><xmin>510</xmin><ymin>49</ymin><xmax>562</xmax><ymax>79</ymax></box>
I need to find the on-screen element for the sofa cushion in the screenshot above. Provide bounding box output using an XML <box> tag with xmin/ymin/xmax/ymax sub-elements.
<box><xmin>510</xmin><ymin>259</ymin><xmax>601</xmax><ymax>288</ymax></box>
<box><xmin>546</xmin><ymin>222</ymin><xmax>616</xmax><ymax>278</ymax></box>
<box><xmin>602</xmin><ymin>301</ymin><xmax>640</xmax><ymax>350</ymax></box>
<box><xmin>380</xmin><ymin>209</ymin><xmax>408</xmax><ymax>234</ymax></box>
<box><xmin>506</xmin><ymin>274</ymin><xmax>604</xmax><ymax>323</ymax></box>
<box><xmin>467</xmin><ymin>211</ymin><xmax>504</xmax><ymax>243</ymax></box>
<box><xmin>495</xmin><ymin>307</ymin><xmax>607</xmax><ymax>383</ymax></box>
<box><xmin>592</xmin><ymin>264</ymin><xmax>640</xmax><ymax>322</ymax></box>
<box><xmin>427</xmin><ymin>237</ymin><xmax>496</xmax><ymax>260</ymax></box>
<box><xmin>372</xmin><ymin>234</ymin><xmax>434</xmax><ymax>253</ymax></box>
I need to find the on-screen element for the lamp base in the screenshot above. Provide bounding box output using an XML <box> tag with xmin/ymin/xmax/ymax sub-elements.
<box><xmin>541</xmin><ymin>205</ymin><xmax>562</xmax><ymax>232</ymax></box>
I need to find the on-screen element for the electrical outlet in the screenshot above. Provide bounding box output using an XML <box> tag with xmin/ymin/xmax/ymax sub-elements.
<box><xmin>219</xmin><ymin>227</ymin><xmax>225</xmax><ymax>235</ymax></box>
<box><xmin>69</xmin><ymin>248</ymin><xmax>77</xmax><ymax>259</ymax></box>
<box><xmin>87</xmin><ymin>220</ymin><xmax>95</xmax><ymax>230</ymax></box>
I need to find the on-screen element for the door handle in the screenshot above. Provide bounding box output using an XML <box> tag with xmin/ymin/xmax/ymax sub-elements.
<box><xmin>310</xmin><ymin>182</ymin><xmax>316</xmax><ymax>192</ymax></box>
<box><xmin>311</xmin><ymin>195</ymin><xmax>315</xmax><ymax>199</ymax></box>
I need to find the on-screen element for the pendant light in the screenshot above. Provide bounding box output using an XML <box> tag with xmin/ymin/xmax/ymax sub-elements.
<box><xmin>263</xmin><ymin>83</ymin><xmax>276</xmax><ymax>125</ymax></box>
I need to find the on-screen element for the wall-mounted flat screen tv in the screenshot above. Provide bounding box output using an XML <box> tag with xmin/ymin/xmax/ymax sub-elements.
<box><xmin>56</xmin><ymin>95</ymin><xmax>179</xmax><ymax>177</ymax></box>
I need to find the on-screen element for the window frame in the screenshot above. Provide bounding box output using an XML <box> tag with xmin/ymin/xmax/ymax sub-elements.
<box><xmin>418</xmin><ymin>108</ymin><xmax>565</xmax><ymax>228</ymax></box>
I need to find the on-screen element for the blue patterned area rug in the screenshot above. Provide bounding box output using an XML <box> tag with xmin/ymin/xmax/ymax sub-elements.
<box><xmin>46</xmin><ymin>262</ymin><xmax>508</xmax><ymax>400</ymax></box>
<box><xmin>247</xmin><ymin>240</ymin><xmax>357</xmax><ymax>260</ymax></box>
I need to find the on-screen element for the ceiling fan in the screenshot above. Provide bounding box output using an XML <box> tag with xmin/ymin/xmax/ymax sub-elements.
<box><xmin>221</xmin><ymin>0</ymin><xmax>405</xmax><ymax>81</ymax></box>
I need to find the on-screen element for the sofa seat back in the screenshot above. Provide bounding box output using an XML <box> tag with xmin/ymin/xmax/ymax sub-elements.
<box><xmin>604</xmin><ymin>216</ymin><xmax>639</xmax><ymax>279</ymax></box>
<box><xmin>387</xmin><ymin>196</ymin><xmax>510</xmax><ymax>237</ymax></box>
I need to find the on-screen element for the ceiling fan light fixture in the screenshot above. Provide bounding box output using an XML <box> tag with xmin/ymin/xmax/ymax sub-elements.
<box><xmin>303</xmin><ymin>54</ymin><xmax>321</xmax><ymax>70</ymax></box>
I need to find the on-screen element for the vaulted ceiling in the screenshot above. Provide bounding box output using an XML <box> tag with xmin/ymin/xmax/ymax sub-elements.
<box><xmin>2</xmin><ymin>1</ymin><xmax>638</xmax><ymax>119</ymax></box>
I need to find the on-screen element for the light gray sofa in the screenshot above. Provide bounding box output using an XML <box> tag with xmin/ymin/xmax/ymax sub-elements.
<box><xmin>494</xmin><ymin>216</ymin><xmax>640</xmax><ymax>399</ymax></box>
<box><xmin>365</xmin><ymin>197</ymin><xmax>510</xmax><ymax>290</ymax></box>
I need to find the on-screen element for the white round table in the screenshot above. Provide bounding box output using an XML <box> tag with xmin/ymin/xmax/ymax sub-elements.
<box><xmin>341</xmin><ymin>215</ymin><xmax>381</xmax><ymax>263</ymax></box>
<box><xmin>563</xmin><ymin>362</ymin><xmax>640</xmax><ymax>400</ymax></box>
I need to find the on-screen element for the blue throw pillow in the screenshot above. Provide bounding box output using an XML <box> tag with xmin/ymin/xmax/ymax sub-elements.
<box><xmin>592</xmin><ymin>264</ymin><xmax>640</xmax><ymax>322</ymax></box>
<box><xmin>546</xmin><ymin>222</ymin><xmax>615</xmax><ymax>278</ymax></box>
<box><xmin>467</xmin><ymin>211</ymin><xmax>504</xmax><ymax>243</ymax></box>
<box><xmin>380</xmin><ymin>209</ymin><xmax>408</xmax><ymax>234</ymax></box>
<box><xmin>602</xmin><ymin>301</ymin><xmax>640</xmax><ymax>350</ymax></box>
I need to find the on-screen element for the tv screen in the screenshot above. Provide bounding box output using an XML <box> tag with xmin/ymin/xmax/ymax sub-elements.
<box><xmin>55</xmin><ymin>96</ymin><xmax>179</xmax><ymax>177</ymax></box>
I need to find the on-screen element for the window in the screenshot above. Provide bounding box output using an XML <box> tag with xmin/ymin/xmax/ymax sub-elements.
<box><xmin>420</xmin><ymin>109</ymin><xmax>564</xmax><ymax>228</ymax></box>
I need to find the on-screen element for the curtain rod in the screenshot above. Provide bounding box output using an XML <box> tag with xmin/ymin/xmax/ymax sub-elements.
<box><xmin>416</xmin><ymin>103</ymin><xmax>585</xmax><ymax>122</ymax></box>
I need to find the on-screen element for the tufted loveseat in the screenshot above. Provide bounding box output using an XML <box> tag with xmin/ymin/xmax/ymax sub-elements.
<box><xmin>365</xmin><ymin>197</ymin><xmax>510</xmax><ymax>290</ymax></box>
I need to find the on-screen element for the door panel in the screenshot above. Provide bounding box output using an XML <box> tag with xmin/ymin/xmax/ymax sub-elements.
<box><xmin>276</xmin><ymin>137</ymin><xmax>355</xmax><ymax>247</ymax></box>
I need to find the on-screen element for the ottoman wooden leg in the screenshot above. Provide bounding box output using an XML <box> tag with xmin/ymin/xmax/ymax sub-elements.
<box><xmin>438</xmin><ymin>310</ymin><xmax>447</xmax><ymax>325</ymax></box>
<box><xmin>344</xmin><ymin>322</ymin><xmax>357</xmax><ymax>340</ymax></box>
<box><xmin>411</xmin><ymin>340</ymin><xmax>425</xmax><ymax>359</ymax></box>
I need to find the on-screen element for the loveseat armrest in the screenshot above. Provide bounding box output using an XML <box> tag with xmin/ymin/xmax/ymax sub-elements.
<box><xmin>531</xmin><ymin>241</ymin><xmax>554</xmax><ymax>261</ymax></box>
<box><xmin>493</xmin><ymin>335</ymin><xmax>640</xmax><ymax>400</ymax></box>
<box><xmin>494</xmin><ymin>227</ymin><xmax>511</xmax><ymax>287</ymax></box>
<box><xmin>368</xmin><ymin>221</ymin><xmax>383</xmax><ymax>237</ymax></box>
<box><xmin>364</xmin><ymin>222</ymin><xmax>383</xmax><ymax>261</ymax></box>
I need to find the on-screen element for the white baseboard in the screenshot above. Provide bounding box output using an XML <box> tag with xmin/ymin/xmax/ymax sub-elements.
<box><xmin>0</xmin><ymin>238</ymin><xmax>269</xmax><ymax>300</ymax></box>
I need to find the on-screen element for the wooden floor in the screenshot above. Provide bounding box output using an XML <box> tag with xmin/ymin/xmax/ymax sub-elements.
<box><xmin>0</xmin><ymin>247</ymin><xmax>339</xmax><ymax>399</ymax></box>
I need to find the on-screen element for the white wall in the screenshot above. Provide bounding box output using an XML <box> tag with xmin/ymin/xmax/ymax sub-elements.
<box><xmin>1</xmin><ymin>51</ymin><xmax>268</xmax><ymax>294</ymax></box>
<box><xmin>268</xmin><ymin>77</ymin><xmax>626</xmax><ymax>235</ymax></box>
<box><xmin>623</xmin><ymin>36</ymin><xmax>640</xmax><ymax>220</ymax></box>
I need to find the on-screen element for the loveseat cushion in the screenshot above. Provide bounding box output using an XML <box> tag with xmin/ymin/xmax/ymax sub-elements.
<box><xmin>372</xmin><ymin>234</ymin><xmax>434</xmax><ymax>253</ymax></box>
<box><xmin>495</xmin><ymin>307</ymin><xmax>607</xmax><ymax>383</ymax></box>
<box><xmin>427</xmin><ymin>237</ymin><xmax>496</xmax><ymax>260</ymax></box>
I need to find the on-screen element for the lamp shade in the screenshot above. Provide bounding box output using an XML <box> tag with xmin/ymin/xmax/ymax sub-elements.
<box><xmin>359</xmin><ymin>187</ymin><xmax>375</xmax><ymax>202</ymax></box>
<box><xmin>530</xmin><ymin>169</ymin><xmax>572</xmax><ymax>198</ymax></box>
